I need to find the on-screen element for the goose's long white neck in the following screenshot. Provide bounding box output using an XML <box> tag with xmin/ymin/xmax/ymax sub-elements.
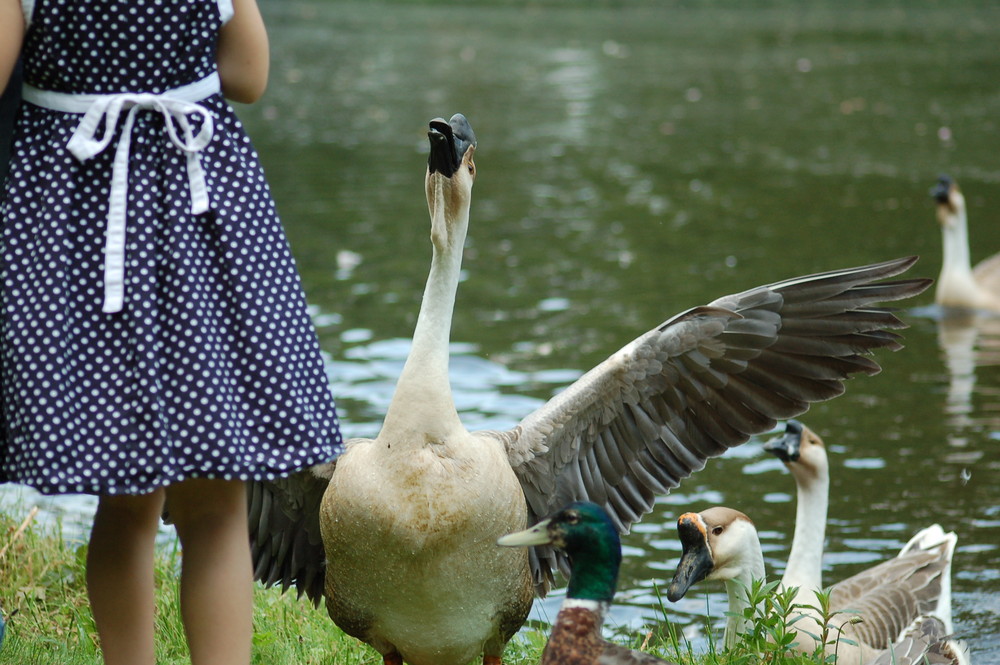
<box><xmin>940</xmin><ymin>207</ymin><xmax>973</xmax><ymax>283</ymax></box>
<box><xmin>722</xmin><ymin>548</ymin><xmax>766</xmax><ymax>649</ymax></box>
<box><xmin>782</xmin><ymin>465</ymin><xmax>829</xmax><ymax>598</ymax></box>
<box><xmin>380</xmin><ymin>180</ymin><xmax>469</xmax><ymax>444</ymax></box>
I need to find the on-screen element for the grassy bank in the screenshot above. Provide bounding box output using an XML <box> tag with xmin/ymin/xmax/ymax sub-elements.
<box><xmin>0</xmin><ymin>509</ymin><xmax>560</xmax><ymax>665</ymax></box>
<box><xmin>0</xmin><ymin>508</ymin><xmax>377</xmax><ymax>664</ymax></box>
<box><xmin>0</xmin><ymin>509</ymin><xmax>828</xmax><ymax>665</ymax></box>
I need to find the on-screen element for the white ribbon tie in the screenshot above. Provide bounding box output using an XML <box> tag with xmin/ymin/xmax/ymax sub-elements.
<box><xmin>23</xmin><ymin>75</ymin><xmax>219</xmax><ymax>313</ymax></box>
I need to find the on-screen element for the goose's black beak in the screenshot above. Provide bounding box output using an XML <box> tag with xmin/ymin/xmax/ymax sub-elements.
<box><xmin>427</xmin><ymin>113</ymin><xmax>476</xmax><ymax>178</ymax></box>
<box><xmin>930</xmin><ymin>174</ymin><xmax>952</xmax><ymax>204</ymax></box>
<box><xmin>667</xmin><ymin>513</ymin><xmax>714</xmax><ymax>602</ymax></box>
<box><xmin>763</xmin><ymin>420</ymin><xmax>803</xmax><ymax>463</ymax></box>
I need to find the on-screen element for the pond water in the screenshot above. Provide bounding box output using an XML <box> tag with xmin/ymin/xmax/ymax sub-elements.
<box><xmin>2</xmin><ymin>0</ymin><xmax>998</xmax><ymax>660</ymax></box>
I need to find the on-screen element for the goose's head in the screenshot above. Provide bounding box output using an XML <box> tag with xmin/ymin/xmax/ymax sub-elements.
<box><xmin>426</xmin><ymin>113</ymin><xmax>477</xmax><ymax>248</ymax></box>
<box><xmin>931</xmin><ymin>174</ymin><xmax>965</xmax><ymax>228</ymax></box>
<box><xmin>666</xmin><ymin>507</ymin><xmax>760</xmax><ymax>601</ymax></box>
<box><xmin>763</xmin><ymin>419</ymin><xmax>828</xmax><ymax>485</ymax></box>
<box><xmin>498</xmin><ymin>501</ymin><xmax>621</xmax><ymax>602</ymax></box>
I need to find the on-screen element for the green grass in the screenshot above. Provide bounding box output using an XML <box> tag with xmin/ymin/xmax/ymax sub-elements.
<box><xmin>0</xmin><ymin>509</ymin><xmax>832</xmax><ymax>665</ymax></box>
<box><xmin>0</xmin><ymin>509</ymin><xmax>374</xmax><ymax>665</ymax></box>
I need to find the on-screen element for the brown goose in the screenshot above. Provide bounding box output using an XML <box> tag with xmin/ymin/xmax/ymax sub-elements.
<box><xmin>762</xmin><ymin>420</ymin><xmax>969</xmax><ymax>663</ymax></box>
<box><xmin>245</xmin><ymin>112</ymin><xmax>930</xmax><ymax>665</ymax></box>
<box><xmin>667</xmin><ymin>506</ymin><xmax>968</xmax><ymax>664</ymax></box>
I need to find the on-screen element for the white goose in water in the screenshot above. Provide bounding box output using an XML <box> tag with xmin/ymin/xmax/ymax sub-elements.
<box><xmin>933</xmin><ymin>175</ymin><xmax>1000</xmax><ymax>313</ymax></box>
<box><xmin>245</xmin><ymin>113</ymin><xmax>931</xmax><ymax>665</ymax></box>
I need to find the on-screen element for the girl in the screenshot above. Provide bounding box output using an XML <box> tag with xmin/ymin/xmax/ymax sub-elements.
<box><xmin>0</xmin><ymin>0</ymin><xmax>344</xmax><ymax>663</ymax></box>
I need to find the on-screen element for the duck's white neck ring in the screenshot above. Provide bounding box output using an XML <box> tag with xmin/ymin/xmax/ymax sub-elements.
<box><xmin>559</xmin><ymin>598</ymin><xmax>605</xmax><ymax>612</ymax></box>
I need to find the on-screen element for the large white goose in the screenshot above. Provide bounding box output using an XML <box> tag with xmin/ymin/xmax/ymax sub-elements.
<box><xmin>245</xmin><ymin>113</ymin><xmax>931</xmax><ymax>665</ymax></box>
<box><xmin>932</xmin><ymin>175</ymin><xmax>1000</xmax><ymax>313</ymax></box>
<box><xmin>667</xmin><ymin>504</ymin><xmax>968</xmax><ymax>664</ymax></box>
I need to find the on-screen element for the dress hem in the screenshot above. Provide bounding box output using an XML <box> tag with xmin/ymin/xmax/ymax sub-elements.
<box><xmin>0</xmin><ymin>446</ymin><xmax>342</xmax><ymax>496</ymax></box>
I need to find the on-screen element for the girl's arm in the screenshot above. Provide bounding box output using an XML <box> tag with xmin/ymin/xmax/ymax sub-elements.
<box><xmin>217</xmin><ymin>0</ymin><xmax>269</xmax><ymax>104</ymax></box>
<box><xmin>0</xmin><ymin>0</ymin><xmax>24</xmax><ymax>92</ymax></box>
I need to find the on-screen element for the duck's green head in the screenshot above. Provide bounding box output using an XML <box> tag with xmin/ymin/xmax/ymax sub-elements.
<box><xmin>498</xmin><ymin>501</ymin><xmax>621</xmax><ymax>602</ymax></box>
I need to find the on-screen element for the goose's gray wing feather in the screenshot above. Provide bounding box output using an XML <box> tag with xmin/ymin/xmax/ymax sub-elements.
<box><xmin>501</xmin><ymin>256</ymin><xmax>930</xmax><ymax>590</ymax></box>
<box><xmin>246</xmin><ymin>459</ymin><xmax>338</xmax><ymax>606</ymax></box>
<box><xmin>831</xmin><ymin>529</ymin><xmax>954</xmax><ymax>650</ymax></box>
<box><xmin>864</xmin><ymin>616</ymin><xmax>962</xmax><ymax>665</ymax></box>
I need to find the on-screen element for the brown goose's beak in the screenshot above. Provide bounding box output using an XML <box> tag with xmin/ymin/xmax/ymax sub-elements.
<box><xmin>667</xmin><ymin>512</ymin><xmax>714</xmax><ymax>602</ymax></box>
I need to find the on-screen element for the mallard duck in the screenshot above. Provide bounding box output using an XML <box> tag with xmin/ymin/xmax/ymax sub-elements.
<box><xmin>666</xmin><ymin>506</ymin><xmax>968</xmax><ymax>664</ymax></box>
<box><xmin>498</xmin><ymin>501</ymin><xmax>676</xmax><ymax>665</ymax></box>
<box><xmin>245</xmin><ymin>112</ymin><xmax>931</xmax><ymax>665</ymax></box>
<box><xmin>932</xmin><ymin>175</ymin><xmax>1000</xmax><ymax>313</ymax></box>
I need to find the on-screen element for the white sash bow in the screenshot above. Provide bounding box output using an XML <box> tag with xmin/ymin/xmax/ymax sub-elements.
<box><xmin>22</xmin><ymin>73</ymin><xmax>220</xmax><ymax>313</ymax></box>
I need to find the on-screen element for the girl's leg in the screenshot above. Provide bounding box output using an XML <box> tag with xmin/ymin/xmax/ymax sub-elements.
<box><xmin>165</xmin><ymin>478</ymin><xmax>252</xmax><ymax>665</ymax></box>
<box><xmin>87</xmin><ymin>489</ymin><xmax>166</xmax><ymax>665</ymax></box>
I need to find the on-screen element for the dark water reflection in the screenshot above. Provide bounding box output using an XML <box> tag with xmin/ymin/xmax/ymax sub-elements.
<box><xmin>3</xmin><ymin>0</ymin><xmax>999</xmax><ymax>659</ymax></box>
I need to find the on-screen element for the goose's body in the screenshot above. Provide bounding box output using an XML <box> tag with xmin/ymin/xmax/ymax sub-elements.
<box><xmin>933</xmin><ymin>175</ymin><xmax>1000</xmax><ymax>313</ymax></box>
<box><xmin>498</xmin><ymin>502</ymin><xmax>676</xmax><ymax>665</ymax></box>
<box><xmin>322</xmin><ymin>430</ymin><xmax>532</xmax><ymax>665</ymax></box>
<box><xmin>246</xmin><ymin>113</ymin><xmax>931</xmax><ymax>665</ymax></box>
<box><xmin>667</xmin><ymin>505</ymin><xmax>968</xmax><ymax>665</ymax></box>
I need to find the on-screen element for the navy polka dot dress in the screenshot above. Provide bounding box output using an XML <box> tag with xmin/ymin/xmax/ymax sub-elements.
<box><xmin>0</xmin><ymin>0</ymin><xmax>344</xmax><ymax>495</ymax></box>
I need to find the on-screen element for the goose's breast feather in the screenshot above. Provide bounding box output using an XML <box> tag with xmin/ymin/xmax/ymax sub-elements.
<box><xmin>318</xmin><ymin>436</ymin><xmax>533</xmax><ymax>661</ymax></box>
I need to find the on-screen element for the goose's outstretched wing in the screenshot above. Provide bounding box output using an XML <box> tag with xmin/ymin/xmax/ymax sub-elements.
<box><xmin>500</xmin><ymin>256</ymin><xmax>930</xmax><ymax>590</ymax></box>
<box><xmin>247</xmin><ymin>461</ymin><xmax>337</xmax><ymax>606</ymax></box>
